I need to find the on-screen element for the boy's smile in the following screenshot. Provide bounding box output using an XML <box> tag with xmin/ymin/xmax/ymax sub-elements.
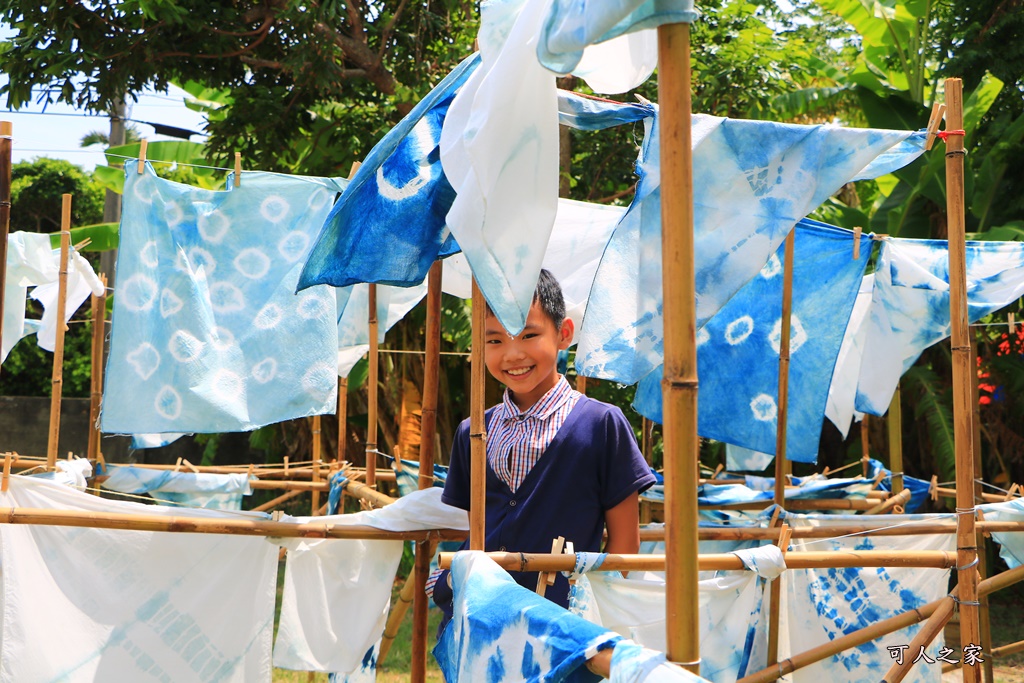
<box><xmin>483</xmin><ymin>301</ymin><xmax>574</xmax><ymax>412</ymax></box>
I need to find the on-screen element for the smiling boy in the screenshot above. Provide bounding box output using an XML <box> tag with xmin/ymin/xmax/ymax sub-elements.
<box><xmin>429</xmin><ymin>270</ymin><xmax>656</xmax><ymax>623</ymax></box>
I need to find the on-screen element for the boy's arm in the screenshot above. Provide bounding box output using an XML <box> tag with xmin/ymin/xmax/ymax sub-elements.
<box><xmin>604</xmin><ymin>491</ymin><xmax>641</xmax><ymax>576</ymax></box>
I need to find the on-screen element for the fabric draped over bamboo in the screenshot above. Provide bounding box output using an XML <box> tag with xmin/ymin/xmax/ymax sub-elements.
<box><xmin>100</xmin><ymin>465</ymin><xmax>253</xmax><ymax>510</ymax></box>
<box><xmin>978</xmin><ymin>499</ymin><xmax>1024</xmax><ymax>570</ymax></box>
<box><xmin>273</xmin><ymin>489</ymin><xmax>469</xmax><ymax>676</ymax></box>
<box><xmin>102</xmin><ymin>164</ymin><xmax>345</xmax><ymax>436</ymax></box>
<box><xmin>0</xmin><ymin>476</ymin><xmax>278</xmax><ymax>682</ymax></box>
<box><xmin>575</xmin><ymin>113</ymin><xmax>925</xmax><ymax>403</ymax></box>
<box><xmin>434</xmin><ymin>551</ymin><xmax>621</xmax><ymax>683</ymax></box>
<box><xmin>850</xmin><ymin>237</ymin><xmax>1024</xmax><ymax>416</ymax></box>
<box><xmin>633</xmin><ymin>220</ymin><xmax>871</xmax><ymax>463</ymax></box>
<box><xmin>780</xmin><ymin>514</ymin><xmax>951</xmax><ymax>683</ymax></box>
<box><xmin>2</xmin><ymin>231</ymin><xmax>104</xmax><ymax>363</ymax></box>
<box><xmin>825</xmin><ymin>275</ymin><xmax>875</xmax><ymax>436</ymax></box>
<box><xmin>610</xmin><ymin>640</ymin><xmax>710</xmax><ymax>683</ymax></box>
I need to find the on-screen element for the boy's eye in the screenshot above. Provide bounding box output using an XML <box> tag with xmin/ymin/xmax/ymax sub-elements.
<box><xmin>486</xmin><ymin>339</ymin><xmax>502</xmax><ymax>344</ymax></box>
<box><xmin>523</xmin><ymin>333</ymin><xmax>538</xmax><ymax>339</ymax></box>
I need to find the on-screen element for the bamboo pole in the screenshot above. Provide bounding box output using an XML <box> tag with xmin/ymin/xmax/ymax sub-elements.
<box><xmin>410</xmin><ymin>259</ymin><xmax>443</xmax><ymax>683</ymax></box>
<box><xmin>864</xmin><ymin>487</ymin><xmax>912</xmax><ymax>515</ymax></box>
<box><xmin>773</xmin><ymin>231</ymin><xmax>796</xmax><ymax>508</ymax></box>
<box><xmin>379</xmin><ymin>566</ymin><xmax>417</xmax><ymax>665</ymax></box>
<box><xmin>861</xmin><ymin>416</ymin><xmax>871</xmax><ymax>478</ymax></box>
<box><xmin>698</xmin><ymin>497</ymin><xmax>878</xmax><ymax>511</ymax></box>
<box><xmin>970</xmin><ymin>337</ymin><xmax>994</xmax><ymax>683</ymax></box>
<box><xmin>934</xmin><ymin>487</ymin><xmax>1020</xmax><ymax>504</ymax></box>
<box><xmin>888</xmin><ymin>382</ymin><xmax>904</xmax><ymax>493</ymax></box>
<box><xmin>366</xmin><ymin>283</ymin><xmax>379</xmax><ymax>487</ymax></box>
<box><xmin>46</xmin><ymin>196</ymin><xmax>73</xmax><ymax>471</ymax></box>
<box><xmin>438</xmin><ymin>550</ymin><xmax>958</xmax><ymax>572</ymax></box>
<box><xmin>992</xmin><ymin>639</ymin><xmax>1024</xmax><ymax>659</ymax></box>
<box><xmin>0</xmin><ymin>505</ymin><xmax>467</xmax><ymax>541</ymax></box>
<box><xmin>0</xmin><ymin>121</ymin><xmax>11</xmax><ymax>367</ymax></box>
<box><xmin>87</xmin><ymin>275</ymin><xmax>107</xmax><ymax>464</ymax></box>
<box><xmin>740</xmin><ymin>563</ymin><xmax>1024</xmax><ymax>683</ymax></box>
<box><xmin>469</xmin><ymin>279</ymin><xmax>487</xmax><ymax>550</ymax></box>
<box><xmin>311</xmin><ymin>416</ymin><xmax>322</xmax><ymax>515</ymax></box>
<box><xmin>576</xmin><ymin>374</ymin><xmax>587</xmax><ymax>395</ymax></box>
<box><xmin>657</xmin><ymin>19</ymin><xmax>700</xmax><ymax>672</ymax></box>
<box><xmin>945</xmin><ymin>77</ymin><xmax>982</xmax><ymax>683</ymax></box>
<box><xmin>250</xmin><ymin>489</ymin><xmax>305</xmax><ymax>513</ymax></box>
<box><xmin>882</xmin><ymin>593</ymin><xmax>956</xmax><ymax>683</ymax></box>
<box><xmin>337</xmin><ymin>376</ymin><xmax>348</xmax><ymax>463</ymax></box>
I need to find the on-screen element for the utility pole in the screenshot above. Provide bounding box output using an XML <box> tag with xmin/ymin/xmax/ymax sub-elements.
<box><xmin>100</xmin><ymin>98</ymin><xmax>126</xmax><ymax>287</ymax></box>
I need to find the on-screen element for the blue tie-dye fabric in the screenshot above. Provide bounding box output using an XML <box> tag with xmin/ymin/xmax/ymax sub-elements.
<box><xmin>855</xmin><ymin>237</ymin><xmax>1024</xmax><ymax>415</ymax></box>
<box><xmin>978</xmin><ymin>499</ymin><xmax>1024</xmax><ymax>570</ymax></box>
<box><xmin>298</xmin><ymin>54</ymin><xmax>480</xmax><ymax>292</ymax></box>
<box><xmin>297</xmin><ymin>49</ymin><xmax>649</xmax><ymax>295</ymax></box>
<box><xmin>100</xmin><ymin>465</ymin><xmax>252</xmax><ymax>510</ymax></box>
<box><xmin>865</xmin><ymin>459</ymin><xmax>930</xmax><ymax>514</ymax></box>
<box><xmin>576</xmin><ymin>113</ymin><xmax>925</xmax><ymax>394</ymax></box>
<box><xmin>435</xmin><ymin>551</ymin><xmax>620</xmax><ymax>683</ymax></box>
<box><xmin>539</xmin><ymin>1</ymin><xmax>699</xmax><ymax>75</ymax></box>
<box><xmin>633</xmin><ymin>220</ymin><xmax>871</xmax><ymax>463</ymax></box>
<box><xmin>102</xmin><ymin>163</ymin><xmax>345</xmax><ymax>435</ymax></box>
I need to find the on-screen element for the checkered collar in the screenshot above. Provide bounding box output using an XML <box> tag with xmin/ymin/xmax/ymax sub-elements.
<box><xmin>501</xmin><ymin>375</ymin><xmax>575</xmax><ymax>422</ymax></box>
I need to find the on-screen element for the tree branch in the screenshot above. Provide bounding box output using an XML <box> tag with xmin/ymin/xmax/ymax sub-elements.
<box><xmin>376</xmin><ymin>0</ymin><xmax>411</xmax><ymax>66</ymax></box>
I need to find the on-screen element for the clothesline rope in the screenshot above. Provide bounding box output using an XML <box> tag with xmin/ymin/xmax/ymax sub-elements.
<box><xmin>798</xmin><ymin>512</ymin><xmax>962</xmax><ymax>547</ymax></box>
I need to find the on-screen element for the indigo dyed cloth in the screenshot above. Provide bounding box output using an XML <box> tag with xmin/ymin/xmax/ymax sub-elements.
<box><xmin>634</xmin><ymin>220</ymin><xmax>871</xmax><ymax>463</ymax></box>
<box><xmin>575</xmin><ymin>113</ymin><xmax>925</xmax><ymax>396</ymax></box>
<box><xmin>610</xmin><ymin>640</ymin><xmax>710</xmax><ymax>683</ymax></box>
<box><xmin>539</xmin><ymin>0</ymin><xmax>698</xmax><ymax>76</ymax></box>
<box><xmin>854</xmin><ymin>237</ymin><xmax>1024</xmax><ymax>415</ymax></box>
<box><xmin>298</xmin><ymin>54</ymin><xmax>480</xmax><ymax>292</ymax></box>
<box><xmin>825</xmin><ymin>275</ymin><xmax>874</xmax><ymax>436</ymax></box>
<box><xmin>978</xmin><ymin>498</ymin><xmax>1024</xmax><ymax>570</ymax></box>
<box><xmin>435</xmin><ymin>551</ymin><xmax>620</xmax><ymax>683</ymax></box>
<box><xmin>101</xmin><ymin>464</ymin><xmax>253</xmax><ymax>511</ymax></box>
<box><xmin>103</xmin><ymin>163</ymin><xmax>345</xmax><ymax>435</ymax></box>
<box><xmin>781</xmin><ymin>515</ymin><xmax>951</xmax><ymax>683</ymax></box>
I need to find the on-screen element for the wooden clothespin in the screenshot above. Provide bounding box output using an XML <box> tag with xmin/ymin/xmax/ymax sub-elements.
<box><xmin>246</xmin><ymin>463</ymin><xmax>255</xmax><ymax>481</ymax></box>
<box><xmin>349</xmin><ymin>160</ymin><xmax>362</xmax><ymax>178</ymax></box>
<box><xmin>138</xmin><ymin>139</ymin><xmax>148</xmax><ymax>173</ymax></box>
<box><xmin>977</xmin><ymin>509</ymin><xmax>991</xmax><ymax>538</ymax></box>
<box><xmin>234</xmin><ymin>152</ymin><xmax>242</xmax><ymax>188</ymax></box>
<box><xmin>924</xmin><ymin>102</ymin><xmax>947</xmax><ymax>151</ymax></box>
<box><xmin>536</xmin><ymin>536</ymin><xmax>566</xmax><ymax>596</ymax></box>
<box><xmin>870</xmin><ymin>469</ymin><xmax>886</xmax><ymax>490</ymax></box>
<box><xmin>930</xmin><ymin>475</ymin><xmax>939</xmax><ymax>503</ymax></box>
<box><xmin>284</xmin><ymin>456</ymin><xmax>290</xmax><ymax>474</ymax></box>
<box><xmin>712</xmin><ymin>463</ymin><xmax>725</xmax><ymax>479</ymax></box>
<box><xmin>853</xmin><ymin>226</ymin><xmax>862</xmax><ymax>260</ymax></box>
<box><xmin>174</xmin><ymin>456</ymin><xmax>183</xmax><ymax>472</ymax></box>
<box><xmin>183</xmin><ymin>459</ymin><xmax>200</xmax><ymax>474</ymax></box>
<box><xmin>1009</xmin><ymin>312</ymin><xmax>1016</xmax><ymax>334</ymax></box>
<box><xmin>822</xmin><ymin>465</ymin><xmax>831</xmax><ymax>477</ymax></box>
<box><xmin>2</xmin><ymin>452</ymin><xmax>12</xmax><ymax>493</ymax></box>
<box><xmin>1005</xmin><ymin>483</ymin><xmax>1020</xmax><ymax>502</ymax></box>
<box><xmin>768</xmin><ymin>506</ymin><xmax>782</xmax><ymax>531</ymax></box>
<box><xmin>776</xmin><ymin>523</ymin><xmax>792</xmax><ymax>555</ymax></box>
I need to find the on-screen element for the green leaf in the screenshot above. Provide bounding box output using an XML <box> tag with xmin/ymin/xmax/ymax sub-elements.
<box><xmin>105</xmin><ymin>140</ymin><xmax>208</xmax><ymax>168</ymax></box>
<box><xmin>49</xmin><ymin>222</ymin><xmax>119</xmax><ymax>252</ymax></box>
<box><xmin>971</xmin><ymin>222</ymin><xmax>1024</xmax><ymax>242</ymax></box>
<box><xmin>93</xmin><ymin>165</ymin><xmax>124</xmax><ymax>195</ymax></box>
<box><xmin>346</xmin><ymin>357</ymin><xmax>369</xmax><ymax>392</ymax></box>
<box><xmin>961</xmin><ymin>73</ymin><xmax>1003</xmax><ymax>140</ymax></box>
<box><xmin>903</xmin><ymin>365</ymin><xmax>956</xmax><ymax>483</ymax></box>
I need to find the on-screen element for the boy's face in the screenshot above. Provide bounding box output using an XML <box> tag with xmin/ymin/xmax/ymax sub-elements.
<box><xmin>484</xmin><ymin>301</ymin><xmax>574</xmax><ymax>412</ymax></box>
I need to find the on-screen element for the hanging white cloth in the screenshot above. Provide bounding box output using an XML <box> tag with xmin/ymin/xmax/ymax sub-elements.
<box><xmin>0</xmin><ymin>476</ymin><xmax>278</xmax><ymax>683</ymax></box>
<box><xmin>825</xmin><ymin>274</ymin><xmax>874</xmax><ymax>436</ymax></box>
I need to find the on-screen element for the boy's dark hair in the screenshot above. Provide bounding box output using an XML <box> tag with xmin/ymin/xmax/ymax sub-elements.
<box><xmin>484</xmin><ymin>268</ymin><xmax>566</xmax><ymax>330</ymax></box>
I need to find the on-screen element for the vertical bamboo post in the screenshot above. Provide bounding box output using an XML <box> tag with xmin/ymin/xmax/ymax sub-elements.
<box><xmin>888</xmin><ymin>383</ymin><xmax>904</xmax><ymax>493</ymax></box>
<box><xmin>0</xmin><ymin>122</ymin><xmax>11</xmax><ymax>365</ymax></box>
<box><xmin>410</xmin><ymin>259</ymin><xmax>443</xmax><ymax>683</ymax></box>
<box><xmin>311</xmin><ymin>416</ymin><xmax>322</xmax><ymax>515</ymax></box>
<box><xmin>657</xmin><ymin>20</ymin><xmax>700</xmax><ymax>671</ymax></box>
<box><xmin>945</xmin><ymin>77</ymin><xmax>982</xmax><ymax>683</ymax></box>
<box><xmin>87</xmin><ymin>275</ymin><xmax>107</xmax><ymax>464</ymax></box>
<box><xmin>773</xmin><ymin>231</ymin><xmax>795</xmax><ymax>508</ymax></box>
<box><xmin>970</xmin><ymin>337</ymin><xmax>993</xmax><ymax>683</ymax></box>
<box><xmin>576</xmin><ymin>374</ymin><xmax>587</xmax><ymax>395</ymax></box>
<box><xmin>47</xmin><ymin>195</ymin><xmax>73</xmax><ymax>471</ymax></box>
<box><xmin>336</xmin><ymin>377</ymin><xmax>348</xmax><ymax>463</ymax></box>
<box><xmin>861</xmin><ymin>416</ymin><xmax>870</xmax><ymax>478</ymax></box>
<box><xmin>366</xmin><ymin>283</ymin><xmax>379</xmax><ymax>487</ymax></box>
<box><xmin>469</xmin><ymin>279</ymin><xmax>487</xmax><ymax>550</ymax></box>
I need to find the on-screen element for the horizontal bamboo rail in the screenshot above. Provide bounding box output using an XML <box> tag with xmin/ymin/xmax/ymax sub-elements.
<box><xmin>697</xmin><ymin>497</ymin><xmax>878</xmax><ymax>512</ymax></box>
<box><xmin>641</xmin><ymin>521</ymin><xmax>1024</xmax><ymax>542</ymax></box>
<box><xmin>438</xmin><ymin>550</ymin><xmax>958</xmax><ymax>572</ymax></box>
<box><xmin>739</xmin><ymin>563</ymin><xmax>1024</xmax><ymax>683</ymax></box>
<box><xmin>250</xmin><ymin>489</ymin><xmax>305</xmax><ymax>513</ymax></box>
<box><xmin>0</xmin><ymin>505</ymin><xmax>467</xmax><ymax>541</ymax></box>
<box><xmin>992</xmin><ymin>638</ymin><xmax>1024</xmax><ymax>659</ymax></box>
<box><xmin>935</xmin><ymin>486</ymin><xmax>1021</xmax><ymax>504</ymax></box>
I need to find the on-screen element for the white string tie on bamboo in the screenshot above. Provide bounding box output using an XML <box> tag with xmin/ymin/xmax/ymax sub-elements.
<box><xmin>730</xmin><ymin>545</ymin><xmax>786</xmax><ymax>579</ymax></box>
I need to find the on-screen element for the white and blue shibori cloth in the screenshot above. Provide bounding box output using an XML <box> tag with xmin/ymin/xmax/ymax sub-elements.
<box><xmin>0</xmin><ymin>475</ymin><xmax>278</xmax><ymax>682</ymax></box>
<box><xmin>435</xmin><ymin>550</ymin><xmax>621</xmax><ymax>683</ymax></box>
<box><xmin>633</xmin><ymin>220</ymin><xmax>871</xmax><ymax>463</ymax></box>
<box><xmin>978</xmin><ymin>498</ymin><xmax>1024</xmax><ymax>570</ymax></box>
<box><xmin>100</xmin><ymin>464</ymin><xmax>253</xmax><ymax>510</ymax></box>
<box><xmin>576</xmin><ymin>110</ymin><xmax>926</xmax><ymax>403</ymax></box>
<box><xmin>849</xmin><ymin>237</ymin><xmax>1024</xmax><ymax>416</ymax></box>
<box><xmin>103</xmin><ymin>163</ymin><xmax>346</xmax><ymax>436</ymax></box>
<box><xmin>335</xmin><ymin>280</ymin><xmax>428</xmax><ymax>376</ymax></box>
<box><xmin>2</xmin><ymin>231</ymin><xmax>104</xmax><ymax>363</ymax></box>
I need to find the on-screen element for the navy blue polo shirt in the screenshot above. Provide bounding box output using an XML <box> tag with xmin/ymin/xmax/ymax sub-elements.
<box><xmin>433</xmin><ymin>396</ymin><xmax>655</xmax><ymax>620</ymax></box>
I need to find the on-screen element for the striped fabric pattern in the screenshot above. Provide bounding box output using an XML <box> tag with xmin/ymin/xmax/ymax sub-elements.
<box><xmin>488</xmin><ymin>376</ymin><xmax>581</xmax><ymax>493</ymax></box>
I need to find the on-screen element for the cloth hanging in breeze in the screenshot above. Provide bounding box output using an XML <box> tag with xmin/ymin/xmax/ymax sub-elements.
<box><xmin>632</xmin><ymin>220</ymin><xmax>871</xmax><ymax>463</ymax></box>
<box><xmin>102</xmin><ymin>163</ymin><xmax>346</xmax><ymax>436</ymax></box>
<box><xmin>2</xmin><ymin>231</ymin><xmax>104</xmax><ymax>363</ymax></box>
<box><xmin>100</xmin><ymin>465</ymin><xmax>253</xmax><ymax>510</ymax></box>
